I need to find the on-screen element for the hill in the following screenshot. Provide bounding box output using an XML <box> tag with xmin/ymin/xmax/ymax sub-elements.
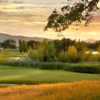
<box><xmin>85</xmin><ymin>38</ymin><xmax>97</xmax><ymax>43</ymax></box>
<box><xmin>0</xmin><ymin>33</ymin><xmax>53</xmax><ymax>45</ymax></box>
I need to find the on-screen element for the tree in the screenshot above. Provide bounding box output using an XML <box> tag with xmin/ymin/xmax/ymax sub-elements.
<box><xmin>44</xmin><ymin>0</ymin><xmax>99</xmax><ymax>32</ymax></box>
<box><xmin>1</xmin><ymin>39</ymin><xmax>16</xmax><ymax>49</ymax></box>
<box><xmin>36</xmin><ymin>43</ymin><xmax>40</xmax><ymax>50</ymax></box>
<box><xmin>33</xmin><ymin>42</ymin><xmax>36</xmax><ymax>50</ymax></box>
<box><xmin>47</xmin><ymin>42</ymin><xmax>56</xmax><ymax>62</ymax></box>
<box><xmin>68</xmin><ymin>46</ymin><xmax>77</xmax><ymax>62</ymax></box>
<box><xmin>58</xmin><ymin>50</ymin><xmax>68</xmax><ymax>62</ymax></box>
<box><xmin>19</xmin><ymin>39</ymin><xmax>23</xmax><ymax>53</ymax></box>
<box><xmin>24</xmin><ymin>41</ymin><xmax>28</xmax><ymax>52</ymax></box>
<box><xmin>28</xmin><ymin>49</ymin><xmax>38</xmax><ymax>60</ymax></box>
<box><xmin>41</xmin><ymin>39</ymin><xmax>49</xmax><ymax>61</ymax></box>
<box><xmin>85</xmin><ymin>49</ymin><xmax>93</xmax><ymax>61</ymax></box>
<box><xmin>97</xmin><ymin>45</ymin><xmax>100</xmax><ymax>53</ymax></box>
<box><xmin>28</xmin><ymin>40</ymin><xmax>37</xmax><ymax>49</ymax></box>
<box><xmin>37</xmin><ymin>47</ymin><xmax>44</xmax><ymax>61</ymax></box>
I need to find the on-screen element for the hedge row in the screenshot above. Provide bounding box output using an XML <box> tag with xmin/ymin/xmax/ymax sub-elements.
<box><xmin>0</xmin><ymin>58</ymin><xmax>100</xmax><ymax>74</ymax></box>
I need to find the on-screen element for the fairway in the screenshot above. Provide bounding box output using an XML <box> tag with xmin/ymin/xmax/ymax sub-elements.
<box><xmin>0</xmin><ymin>65</ymin><xmax>100</xmax><ymax>84</ymax></box>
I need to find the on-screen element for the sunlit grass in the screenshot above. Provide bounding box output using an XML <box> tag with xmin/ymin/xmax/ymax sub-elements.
<box><xmin>0</xmin><ymin>81</ymin><xmax>100</xmax><ymax>100</ymax></box>
<box><xmin>0</xmin><ymin>65</ymin><xmax>99</xmax><ymax>84</ymax></box>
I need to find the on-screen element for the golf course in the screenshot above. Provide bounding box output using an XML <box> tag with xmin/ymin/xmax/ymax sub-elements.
<box><xmin>0</xmin><ymin>65</ymin><xmax>99</xmax><ymax>85</ymax></box>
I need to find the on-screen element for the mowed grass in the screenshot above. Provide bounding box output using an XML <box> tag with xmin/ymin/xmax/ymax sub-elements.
<box><xmin>0</xmin><ymin>49</ymin><xmax>27</xmax><ymax>58</ymax></box>
<box><xmin>0</xmin><ymin>65</ymin><xmax>99</xmax><ymax>84</ymax></box>
<box><xmin>0</xmin><ymin>81</ymin><xmax>100</xmax><ymax>100</ymax></box>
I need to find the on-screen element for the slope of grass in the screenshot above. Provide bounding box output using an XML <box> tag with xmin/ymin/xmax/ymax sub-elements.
<box><xmin>0</xmin><ymin>81</ymin><xmax>100</xmax><ymax>100</ymax></box>
<box><xmin>0</xmin><ymin>65</ymin><xmax>99</xmax><ymax>84</ymax></box>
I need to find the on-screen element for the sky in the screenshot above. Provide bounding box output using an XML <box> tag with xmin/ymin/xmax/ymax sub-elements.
<box><xmin>0</xmin><ymin>0</ymin><xmax>100</xmax><ymax>40</ymax></box>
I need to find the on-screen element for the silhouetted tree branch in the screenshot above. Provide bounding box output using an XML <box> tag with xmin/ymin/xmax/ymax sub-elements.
<box><xmin>44</xmin><ymin>0</ymin><xmax>99</xmax><ymax>32</ymax></box>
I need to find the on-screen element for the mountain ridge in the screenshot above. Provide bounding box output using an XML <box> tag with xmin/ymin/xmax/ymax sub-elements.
<box><xmin>0</xmin><ymin>33</ymin><xmax>99</xmax><ymax>44</ymax></box>
<box><xmin>85</xmin><ymin>38</ymin><xmax>97</xmax><ymax>43</ymax></box>
<box><xmin>0</xmin><ymin>33</ymin><xmax>53</xmax><ymax>45</ymax></box>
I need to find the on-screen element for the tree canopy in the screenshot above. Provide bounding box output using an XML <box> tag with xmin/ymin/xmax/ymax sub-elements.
<box><xmin>44</xmin><ymin>0</ymin><xmax>99</xmax><ymax>32</ymax></box>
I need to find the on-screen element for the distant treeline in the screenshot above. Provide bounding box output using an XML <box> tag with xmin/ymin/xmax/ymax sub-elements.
<box><xmin>0</xmin><ymin>38</ymin><xmax>100</xmax><ymax>51</ymax></box>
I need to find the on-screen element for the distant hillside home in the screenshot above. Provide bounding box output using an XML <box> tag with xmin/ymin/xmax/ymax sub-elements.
<box><xmin>0</xmin><ymin>45</ymin><xmax>3</xmax><ymax>51</ymax></box>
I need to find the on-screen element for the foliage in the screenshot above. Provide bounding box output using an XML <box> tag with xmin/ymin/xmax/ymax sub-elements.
<box><xmin>28</xmin><ymin>49</ymin><xmax>38</xmax><ymax>60</ymax></box>
<box><xmin>36</xmin><ymin>43</ymin><xmax>40</xmax><ymax>49</ymax></box>
<box><xmin>97</xmin><ymin>45</ymin><xmax>100</xmax><ymax>53</ymax></box>
<box><xmin>47</xmin><ymin>42</ymin><xmax>56</xmax><ymax>62</ymax></box>
<box><xmin>85</xmin><ymin>49</ymin><xmax>93</xmax><ymax>61</ymax></box>
<box><xmin>37</xmin><ymin>47</ymin><xmax>44</xmax><ymax>61</ymax></box>
<box><xmin>1</xmin><ymin>39</ymin><xmax>17</xmax><ymax>49</ymax></box>
<box><xmin>58</xmin><ymin>51</ymin><xmax>66</xmax><ymax>62</ymax></box>
<box><xmin>23</xmin><ymin>40</ymin><xmax>28</xmax><ymax>52</ymax></box>
<box><xmin>33</xmin><ymin>42</ymin><xmax>37</xmax><ymax>50</ymax></box>
<box><xmin>44</xmin><ymin>0</ymin><xmax>99</xmax><ymax>32</ymax></box>
<box><xmin>97</xmin><ymin>55</ymin><xmax>100</xmax><ymax>62</ymax></box>
<box><xmin>58</xmin><ymin>51</ymin><xmax>68</xmax><ymax>62</ymax></box>
<box><xmin>28</xmin><ymin>40</ymin><xmax>37</xmax><ymax>49</ymax></box>
<box><xmin>76</xmin><ymin>51</ymin><xmax>86</xmax><ymax>62</ymax></box>
<box><xmin>19</xmin><ymin>39</ymin><xmax>23</xmax><ymax>53</ymax></box>
<box><xmin>28</xmin><ymin>46</ymin><xmax>44</xmax><ymax>61</ymax></box>
<box><xmin>68</xmin><ymin>46</ymin><xmax>77</xmax><ymax>62</ymax></box>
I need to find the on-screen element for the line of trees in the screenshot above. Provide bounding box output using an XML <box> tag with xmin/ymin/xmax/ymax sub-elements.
<box><xmin>28</xmin><ymin>38</ymin><xmax>98</xmax><ymax>63</ymax></box>
<box><xmin>19</xmin><ymin>40</ymin><xmax>40</xmax><ymax>53</ymax></box>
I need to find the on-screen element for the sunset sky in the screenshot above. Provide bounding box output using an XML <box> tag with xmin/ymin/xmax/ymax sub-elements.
<box><xmin>0</xmin><ymin>0</ymin><xmax>100</xmax><ymax>40</ymax></box>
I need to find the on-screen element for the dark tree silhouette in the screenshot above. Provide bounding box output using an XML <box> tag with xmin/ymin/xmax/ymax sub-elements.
<box><xmin>44</xmin><ymin>0</ymin><xmax>99</xmax><ymax>32</ymax></box>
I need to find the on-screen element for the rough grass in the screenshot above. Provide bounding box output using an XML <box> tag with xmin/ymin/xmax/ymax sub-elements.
<box><xmin>0</xmin><ymin>81</ymin><xmax>100</xmax><ymax>100</ymax></box>
<box><xmin>0</xmin><ymin>65</ymin><xmax>99</xmax><ymax>84</ymax></box>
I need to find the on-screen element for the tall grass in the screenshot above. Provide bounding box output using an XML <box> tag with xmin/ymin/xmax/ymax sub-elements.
<box><xmin>1</xmin><ymin>58</ymin><xmax>100</xmax><ymax>74</ymax></box>
<box><xmin>0</xmin><ymin>81</ymin><xmax>100</xmax><ymax>100</ymax></box>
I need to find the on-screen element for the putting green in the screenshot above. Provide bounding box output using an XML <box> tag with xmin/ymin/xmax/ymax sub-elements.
<box><xmin>0</xmin><ymin>65</ymin><xmax>100</xmax><ymax>84</ymax></box>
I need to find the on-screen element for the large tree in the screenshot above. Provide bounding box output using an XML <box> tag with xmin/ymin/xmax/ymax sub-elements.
<box><xmin>1</xmin><ymin>39</ymin><xmax>16</xmax><ymax>49</ymax></box>
<box><xmin>44</xmin><ymin>0</ymin><xmax>99</xmax><ymax>33</ymax></box>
